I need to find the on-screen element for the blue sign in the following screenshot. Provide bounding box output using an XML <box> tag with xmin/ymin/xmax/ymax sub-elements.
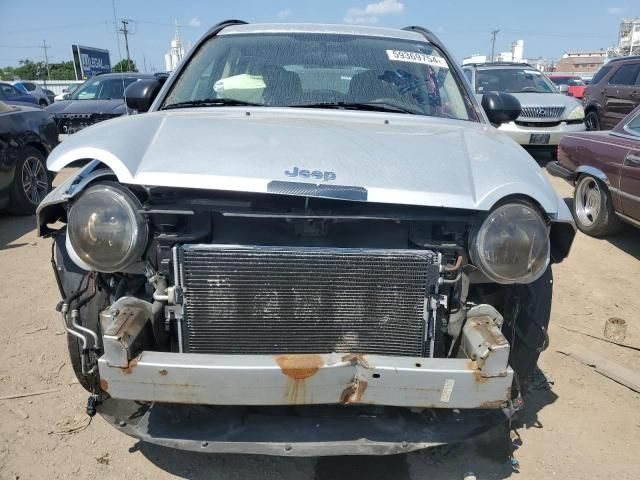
<box><xmin>72</xmin><ymin>45</ymin><xmax>111</xmax><ymax>79</ymax></box>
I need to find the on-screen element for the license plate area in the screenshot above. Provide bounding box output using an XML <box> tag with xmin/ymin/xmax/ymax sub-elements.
<box><xmin>530</xmin><ymin>133</ymin><xmax>550</xmax><ymax>145</ymax></box>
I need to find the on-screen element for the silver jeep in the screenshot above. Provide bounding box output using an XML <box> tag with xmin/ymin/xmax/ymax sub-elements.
<box><xmin>37</xmin><ymin>21</ymin><xmax>575</xmax><ymax>456</ymax></box>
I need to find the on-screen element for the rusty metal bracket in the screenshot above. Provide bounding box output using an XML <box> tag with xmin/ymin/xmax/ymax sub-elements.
<box><xmin>100</xmin><ymin>297</ymin><xmax>153</xmax><ymax>368</ymax></box>
<box><xmin>461</xmin><ymin>315</ymin><xmax>510</xmax><ymax>378</ymax></box>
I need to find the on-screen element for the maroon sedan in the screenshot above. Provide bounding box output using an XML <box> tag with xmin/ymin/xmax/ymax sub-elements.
<box><xmin>547</xmin><ymin>104</ymin><xmax>640</xmax><ymax>236</ymax></box>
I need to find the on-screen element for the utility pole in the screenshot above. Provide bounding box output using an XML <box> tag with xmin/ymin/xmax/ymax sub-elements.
<box><xmin>118</xmin><ymin>19</ymin><xmax>131</xmax><ymax>70</ymax></box>
<box><xmin>41</xmin><ymin>40</ymin><xmax>51</xmax><ymax>85</ymax></box>
<box><xmin>490</xmin><ymin>29</ymin><xmax>500</xmax><ymax>62</ymax></box>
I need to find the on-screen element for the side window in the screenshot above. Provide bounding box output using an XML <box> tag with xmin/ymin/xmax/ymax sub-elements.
<box><xmin>590</xmin><ymin>66</ymin><xmax>611</xmax><ymax>85</ymax></box>
<box><xmin>463</xmin><ymin>69</ymin><xmax>473</xmax><ymax>85</ymax></box>
<box><xmin>608</xmin><ymin>64</ymin><xmax>640</xmax><ymax>86</ymax></box>
<box><xmin>627</xmin><ymin>111</ymin><xmax>640</xmax><ymax>135</ymax></box>
<box><xmin>23</xmin><ymin>82</ymin><xmax>36</xmax><ymax>91</ymax></box>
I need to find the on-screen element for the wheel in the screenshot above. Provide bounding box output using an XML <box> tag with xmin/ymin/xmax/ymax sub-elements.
<box><xmin>38</xmin><ymin>99</ymin><xmax>48</xmax><ymax>107</ymax></box>
<box><xmin>585</xmin><ymin>110</ymin><xmax>600</xmax><ymax>131</ymax></box>
<box><xmin>6</xmin><ymin>146</ymin><xmax>51</xmax><ymax>215</ymax></box>
<box><xmin>54</xmin><ymin>235</ymin><xmax>107</xmax><ymax>392</ymax></box>
<box><xmin>572</xmin><ymin>175</ymin><xmax>623</xmax><ymax>236</ymax></box>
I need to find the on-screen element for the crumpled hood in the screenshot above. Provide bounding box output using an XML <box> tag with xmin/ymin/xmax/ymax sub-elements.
<box><xmin>46</xmin><ymin>99</ymin><xmax>126</xmax><ymax>115</ymax></box>
<box><xmin>47</xmin><ymin>107</ymin><xmax>563</xmax><ymax>215</ymax></box>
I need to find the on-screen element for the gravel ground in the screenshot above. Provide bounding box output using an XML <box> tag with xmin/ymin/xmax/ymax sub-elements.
<box><xmin>1</xmin><ymin>159</ymin><xmax>639</xmax><ymax>480</ymax></box>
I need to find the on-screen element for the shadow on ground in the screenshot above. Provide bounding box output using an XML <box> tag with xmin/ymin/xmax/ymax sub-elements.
<box><xmin>137</xmin><ymin>370</ymin><xmax>557</xmax><ymax>480</ymax></box>
<box><xmin>0</xmin><ymin>213</ymin><xmax>37</xmax><ymax>250</ymax></box>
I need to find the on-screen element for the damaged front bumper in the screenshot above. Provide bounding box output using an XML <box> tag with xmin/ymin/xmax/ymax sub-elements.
<box><xmin>93</xmin><ymin>299</ymin><xmax>514</xmax><ymax>455</ymax></box>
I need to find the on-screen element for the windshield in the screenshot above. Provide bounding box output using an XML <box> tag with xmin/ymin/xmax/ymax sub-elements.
<box><xmin>476</xmin><ymin>68</ymin><xmax>557</xmax><ymax>94</ymax></box>
<box><xmin>71</xmin><ymin>76</ymin><xmax>139</xmax><ymax>100</ymax></box>
<box><xmin>550</xmin><ymin>77</ymin><xmax>585</xmax><ymax>87</ymax></box>
<box><xmin>163</xmin><ymin>33</ymin><xmax>475</xmax><ymax>121</ymax></box>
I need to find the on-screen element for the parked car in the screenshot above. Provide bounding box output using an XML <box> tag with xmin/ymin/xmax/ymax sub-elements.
<box><xmin>37</xmin><ymin>21</ymin><xmax>575</xmax><ymax>456</ymax></box>
<box><xmin>43</xmin><ymin>88</ymin><xmax>56</xmax><ymax>104</ymax></box>
<box><xmin>583</xmin><ymin>56</ymin><xmax>640</xmax><ymax>131</ymax></box>
<box><xmin>54</xmin><ymin>82</ymin><xmax>82</xmax><ymax>102</ymax></box>
<box><xmin>0</xmin><ymin>82</ymin><xmax>39</xmax><ymax>106</ymax></box>
<box><xmin>547</xmin><ymin>103</ymin><xmax>640</xmax><ymax>235</ymax></box>
<box><xmin>0</xmin><ymin>101</ymin><xmax>57</xmax><ymax>214</ymax></box>
<box><xmin>46</xmin><ymin>73</ymin><xmax>163</xmax><ymax>136</ymax></box>
<box><xmin>462</xmin><ymin>62</ymin><xmax>586</xmax><ymax>156</ymax></box>
<box><xmin>10</xmin><ymin>81</ymin><xmax>51</xmax><ymax>106</ymax></box>
<box><xmin>548</xmin><ymin>75</ymin><xmax>587</xmax><ymax>99</ymax></box>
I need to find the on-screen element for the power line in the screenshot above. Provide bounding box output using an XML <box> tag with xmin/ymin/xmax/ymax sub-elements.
<box><xmin>490</xmin><ymin>29</ymin><xmax>500</xmax><ymax>62</ymax></box>
<box><xmin>118</xmin><ymin>19</ymin><xmax>133</xmax><ymax>69</ymax></box>
<box><xmin>41</xmin><ymin>40</ymin><xmax>51</xmax><ymax>85</ymax></box>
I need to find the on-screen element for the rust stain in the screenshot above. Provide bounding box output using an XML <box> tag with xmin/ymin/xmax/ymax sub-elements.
<box><xmin>158</xmin><ymin>369</ymin><xmax>168</xmax><ymax>376</ymax></box>
<box><xmin>341</xmin><ymin>353</ymin><xmax>370</xmax><ymax>369</ymax></box>
<box><xmin>121</xmin><ymin>354</ymin><xmax>142</xmax><ymax>375</ymax></box>
<box><xmin>340</xmin><ymin>378</ymin><xmax>368</xmax><ymax>404</ymax></box>
<box><xmin>275</xmin><ymin>354</ymin><xmax>324</xmax><ymax>404</ymax></box>
<box><xmin>479</xmin><ymin>399</ymin><xmax>506</xmax><ymax>409</ymax></box>
<box><xmin>99</xmin><ymin>378</ymin><xmax>109</xmax><ymax>392</ymax></box>
<box><xmin>467</xmin><ymin>360</ymin><xmax>488</xmax><ymax>384</ymax></box>
<box><xmin>275</xmin><ymin>354</ymin><xmax>323</xmax><ymax>380</ymax></box>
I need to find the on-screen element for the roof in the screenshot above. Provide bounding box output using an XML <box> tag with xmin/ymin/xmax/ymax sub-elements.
<box><xmin>220</xmin><ymin>23</ymin><xmax>426</xmax><ymax>42</ymax></box>
<box><xmin>556</xmin><ymin>56</ymin><xmax>604</xmax><ymax>66</ymax></box>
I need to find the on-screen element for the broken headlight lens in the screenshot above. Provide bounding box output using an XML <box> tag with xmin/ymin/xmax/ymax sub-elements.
<box><xmin>470</xmin><ymin>203</ymin><xmax>549</xmax><ymax>284</ymax></box>
<box><xmin>68</xmin><ymin>183</ymin><xmax>147</xmax><ymax>272</ymax></box>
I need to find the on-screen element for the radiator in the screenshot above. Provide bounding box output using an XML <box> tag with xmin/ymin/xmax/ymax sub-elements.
<box><xmin>177</xmin><ymin>245</ymin><xmax>440</xmax><ymax>357</ymax></box>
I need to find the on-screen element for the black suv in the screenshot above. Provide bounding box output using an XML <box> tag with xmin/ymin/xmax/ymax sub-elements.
<box><xmin>46</xmin><ymin>72</ymin><xmax>168</xmax><ymax>136</ymax></box>
<box><xmin>583</xmin><ymin>56</ymin><xmax>640</xmax><ymax>130</ymax></box>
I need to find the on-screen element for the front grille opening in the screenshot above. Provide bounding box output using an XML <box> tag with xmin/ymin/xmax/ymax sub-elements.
<box><xmin>178</xmin><ymin>245</ymin><xmax>440</xmax><ymax>357</ymax></box>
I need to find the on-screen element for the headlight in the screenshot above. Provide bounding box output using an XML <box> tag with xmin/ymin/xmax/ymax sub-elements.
<box><xmin>567</xmin><ymin>105</ymin><xmax>585</xmax><ymax>120</ymax></box>
<box><xmin>68</xmin><ymin>183</ymin><xmax>147</xmax><ymax>272</ymax></box>
<box><xmin>470</xmin><ymin>203</ymin><xmax>549</xmax><ymax>284</ymax></box>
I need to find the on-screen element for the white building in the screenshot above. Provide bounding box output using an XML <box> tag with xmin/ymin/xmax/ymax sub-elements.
<box><xmin>618</xmin><ymin>18</ymin><xmax>640</xmax><ymax>56</ymax></box>
<box><xmin>462</xmin><ymin>40</ymin><xmax>527</xmax><ymax>65</ymax></box>
<box><xmin>164</xmin><ymin>21</ymin><xmax>186</xmax><ymax>72</ymax></box>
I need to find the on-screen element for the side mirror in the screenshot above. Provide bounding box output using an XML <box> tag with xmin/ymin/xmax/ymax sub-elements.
<box><xmin>62</xmin><ymin>93</ymin><xmax>71</xmax><ymax>100</ymax></box>
<box><xmin>558</xmin><ymin>84</ymin><xmax>569</xmax><ymax>93</ymax></box>
<box><xmin>481</xmin><ymin>91</ymin><xmax>521</xmax><ymax>125</ymax></box>
<box><xmin>125</xmin><ymin>79</ymin><xmax>162</xmax><ymax>112</ymax></box>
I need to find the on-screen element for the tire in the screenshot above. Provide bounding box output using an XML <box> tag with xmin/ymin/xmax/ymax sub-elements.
<box><xmin>6</xmin><ymin>146</ymin><xmax>51</xmax><ymax>215</ymax></box>
<box><xmin>572</xmin><ymin>175</ymin><xmax>624</xmax><ymax>236</ymax></box>
<box><xmin>38</xmin><ymin>99</ymin><xmax>48</xmax><ymax>107</ymax></box>
<box><xmin>585</xmin><ymin>110</ymin><xmax>600</xmax><ymax>131</ymax></box>
<box><xmin>54</xmin><ymin>235</ymin><xmax>108</xmax><ymax>392</ymax></box>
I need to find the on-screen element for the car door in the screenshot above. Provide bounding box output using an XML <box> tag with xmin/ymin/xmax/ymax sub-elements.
<box><xmin>3</xmin><ymin>84</ymin><xmax>32</xmax><ymax>103</ymax></box>
<box><xmin>619</xmin><ymin>110</ymin><xmax>640</xmax><ymax>221</ymax></box>
<box><xmin>602</xmin><ymin>63</ymin><xmax>640</xmax><ymax>130</ymax></box>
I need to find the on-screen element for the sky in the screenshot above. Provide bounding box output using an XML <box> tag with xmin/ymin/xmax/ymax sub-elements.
<box><xmin>0</xmin><ymin>0</ymin><xmax>639</xmax><ymax>72</ymax></box>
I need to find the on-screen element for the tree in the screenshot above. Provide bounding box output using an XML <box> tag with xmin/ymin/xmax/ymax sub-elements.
<box><xmin>113</xmin><ymin>59</ymin><xmax>138</xmax><ymax>73</ymax></box>
<box><xmin>48</xmin><ymin>61</ymin><xmax>75</xmax><ymax>80</ymax></box>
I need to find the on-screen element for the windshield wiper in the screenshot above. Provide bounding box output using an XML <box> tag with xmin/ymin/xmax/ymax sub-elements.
<box><xmin>162</xmin><ymin>98</ymin><xmax>263</xmax><ymax>110</ymax></box>
<box><xmin>289</xmin><ymin>101</ymin><xmax>417</xmax><ymax>115</ymax></box>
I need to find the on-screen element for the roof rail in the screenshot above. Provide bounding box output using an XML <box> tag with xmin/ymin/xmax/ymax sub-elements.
<box><xmin>606</xmin><ymin>55</ymin><xmax>640</xmax><ymax>63</ymax></box>
<box><xmin>464</xmin><ymin>62</ymin><xmax>534</xmax><ymax>68</ymax></box>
